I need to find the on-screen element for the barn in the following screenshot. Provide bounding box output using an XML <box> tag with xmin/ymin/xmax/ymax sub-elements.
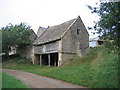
<box><xmin>32</xmin><ymin>16</ymin><xmax>89</xmax><ymax>67</ymax></box>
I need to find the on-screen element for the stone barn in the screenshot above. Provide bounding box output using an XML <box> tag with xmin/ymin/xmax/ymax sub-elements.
<box><xmin>32</xmin><ymin>16</ymin><xmax>89</xmax><ymax>67</ymax></box>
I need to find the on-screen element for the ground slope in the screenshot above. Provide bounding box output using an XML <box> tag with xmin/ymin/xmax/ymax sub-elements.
<box><xmin>2</xmin><ymin>46</ymin><xmax>118</xmax><ymax>88</ymax></box>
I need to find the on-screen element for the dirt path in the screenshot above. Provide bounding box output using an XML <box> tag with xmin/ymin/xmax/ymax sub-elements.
<box><xmin>2</xmin><ymin>69</ymin><xmax>85</xmax><ymax>88</ymax></box>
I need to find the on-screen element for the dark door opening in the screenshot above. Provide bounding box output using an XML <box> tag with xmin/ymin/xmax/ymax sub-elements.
<box><xmin>41</xmin><ymin>53</ymin><xmax>58</xmax><ymax>66</ymax></box>
<box><xmin>98</xmin><ymin>40</ymin><xmax>104</xmax><ymax>45</ymax></box>
<box><xmin>50</xmin><ymin>53</ymin><xmax>58</xmax><ymax>66</ymax></box>
<box><xmin>42</xmin><ymin>54</ymin><xmax>48</xmax><ymax>65</ymax></box>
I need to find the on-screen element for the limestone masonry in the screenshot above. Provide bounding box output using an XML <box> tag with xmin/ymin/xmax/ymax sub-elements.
<box><xmin>20</xmin><ymin>16</ymin><xmax>89</xmax><ymax>67</ymax></box>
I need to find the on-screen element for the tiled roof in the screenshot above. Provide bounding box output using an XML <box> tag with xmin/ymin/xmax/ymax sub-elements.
<box><xmin>34</xmin><ymin>18</ymin><xmax>76</xmax><ymax>45</ymax></box>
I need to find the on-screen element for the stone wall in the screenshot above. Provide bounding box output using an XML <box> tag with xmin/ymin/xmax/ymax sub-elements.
<box><xmin>19</xmin><ymin>45</ymin><xmax>34</xmax><ymax>59</ymax></box>
<box><xmin>61</xmin><ymin>53</ymin><xmax>76</xmax><ymax>65</ymax></box>
<box><xmin>61</xmin><ymin>17</ymin><xmax>89</xmax><ymax>63</ymax></box>
<box><xmin>75</xmin><ymin>17</ymin><xmax>89</xmax><ymax>56</ymax></box>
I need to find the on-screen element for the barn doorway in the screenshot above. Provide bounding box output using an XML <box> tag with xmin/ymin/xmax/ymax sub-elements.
<box><xmin>34</xmin><ymin>53</ymin><xmax>58</xmax><ymax>66</ymax></box>
<box><xmin>42</xmin><ymin>54</ymin><xmax>48</xmax><ymax>65</ymax></box>
<box><xmin>50</xmin><ymin>53</ymin><xmax>58</xmax><ymax>66</ymax></box>
<box><xmin>41</xmin><ymin>53</ymin><xmax>58</xmax><ymax>66</ymax></box>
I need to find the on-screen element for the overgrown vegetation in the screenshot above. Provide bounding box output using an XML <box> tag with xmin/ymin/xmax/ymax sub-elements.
<box><xmin>63</xmin><ymin>46</ymin><xmax>99</xmax><ymax>67</ymax></box>
<box><xmin>2</xmin><ymin>72</ymin><xmax>28</xmax><ymax>88</ymax></box>
<box><xmin>1</xmin><ymin>23</ymin><xmax>33</xmax><ymax>58</ymax></box>
<box><xmin>2</xmin><ymin>46</ymin><xmax>118</xmax><ymax>88</ymax></box>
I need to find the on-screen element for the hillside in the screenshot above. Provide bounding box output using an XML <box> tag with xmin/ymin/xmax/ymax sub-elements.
<box><xmin>2</xmin><ymin>46</ymin><xmax>118</xmax><ymax>88</ymax></box>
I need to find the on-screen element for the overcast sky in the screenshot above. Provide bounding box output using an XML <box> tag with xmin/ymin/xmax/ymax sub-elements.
<box><xmin>0</xmin><ymin>0</ymin><xmax>100</xmax><ymax>38</ymax></box>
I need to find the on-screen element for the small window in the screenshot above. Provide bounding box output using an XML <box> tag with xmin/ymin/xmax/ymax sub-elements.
<box><xmin>34</xmin><ymin>38</ymin><xmax>36</xmax><ymax>40</ymax></box>
<box><xmin>77</xmin><ymin>29</ymin><xmax>80</xmax><ymax>35</ymax></box>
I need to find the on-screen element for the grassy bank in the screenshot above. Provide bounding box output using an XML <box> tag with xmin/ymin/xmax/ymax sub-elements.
<box><xmin>2</xmin><ymin>46</ymin><xmax>118</xmax><ymax>88</ymax></box>
<box><xmin>2</xmin><ymin>72</ymin><xmax>28</xmax><ymax>88</ymax></box>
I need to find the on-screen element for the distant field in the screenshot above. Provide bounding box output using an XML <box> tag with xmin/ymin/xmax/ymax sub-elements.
<box><xmin>2</xmin><ymin>72</ymin><xmax>28</xmax><ymax>88</ymax></box>
<box><xmin>2</xmin><ymin>46</ymin><xmax>118</xmax><ymax>88</ymax></box>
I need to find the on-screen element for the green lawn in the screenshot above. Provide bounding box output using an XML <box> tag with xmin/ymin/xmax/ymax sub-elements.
<box><xmin>2</xmin><ymin>46</ymin><xmax>119</xmax><ymax>88</ymax></box>
<box><xmin>2</xmin><ymin>72</ymin><xmax>28</xmax><ymax>88</ymax></box>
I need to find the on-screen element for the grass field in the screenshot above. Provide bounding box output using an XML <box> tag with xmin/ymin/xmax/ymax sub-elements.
<box><xmin>2</xmin><ymin>46</ymin><xmax>118</xmax><ymax>88</ymax></box>
<box><xmin>2</xmin><ymin>72</ymin><xmax>28</xmax><ymax>88</ymax></box>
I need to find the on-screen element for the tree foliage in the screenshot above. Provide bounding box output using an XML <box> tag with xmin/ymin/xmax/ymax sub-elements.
<box><xmin>1</xmin><ymin>23</ymin><xmax>33</xmax><ymax>56</ymax></box>
<box><xmin>88</xmin><ymin>2</ymin><xmax>120</xmax><ymax>53</ymax></box>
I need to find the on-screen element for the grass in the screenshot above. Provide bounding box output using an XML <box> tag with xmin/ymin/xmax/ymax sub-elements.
<box><xmin>2</xmin><ymin>46</ymin><xmax>119</xmax><ymax>88</ymax></box>
<box><xmin>1</xmin><ymin>72</ymin><xmax>28</xmax><ymax>88</ymax></box>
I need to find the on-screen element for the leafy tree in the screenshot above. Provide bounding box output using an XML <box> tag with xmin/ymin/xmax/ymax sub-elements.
<box><xmin>1</xmin><ymin>23</ymin><xmax>32</xmax><ymax>58</ymax></box>
<box><xmin>88</xmin><ymin>2</ymin><xmax>120</xmax><ymax>53</ymax></box>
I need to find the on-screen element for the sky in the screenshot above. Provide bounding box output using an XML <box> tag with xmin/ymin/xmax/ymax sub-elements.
<box><xmin>0</xmin><ymin>0</ymin><xmax>100</xmax><ymax>38</ymax></box>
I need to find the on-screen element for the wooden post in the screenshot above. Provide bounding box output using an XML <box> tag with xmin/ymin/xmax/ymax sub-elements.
<box><xmin>54</xmin><ymin>58</ymin><xmax>56</xmax><ymax>66</ymax></box>
<box><xmin>32</xmin><ymin>54</ymin><xmax>35</xmax><ymax>64</ymax></box>
<box><xmin>40</xmin><ymin>54</ymin><xmax>42</xmax><ymax>66</ymax></box>
<box><xmin>48</xmin><ymin>54</ymin><xmax>50</xmax><ymax>66</ymax></box>
<box><xmin>58</xmin><ymin>40</ymin><xmax>62</xmax><ymax>67</ymax></box>
<box><xmin>58</xmin><ymin>52</ymin><xmax>62</xmax><ymax>67</ymax></box>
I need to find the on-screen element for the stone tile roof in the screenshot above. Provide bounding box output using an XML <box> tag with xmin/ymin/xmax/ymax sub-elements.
<box><xmin>34</xmin><ymin>18</ymin><xmax>76</xmax><ymax>45</ymax></box>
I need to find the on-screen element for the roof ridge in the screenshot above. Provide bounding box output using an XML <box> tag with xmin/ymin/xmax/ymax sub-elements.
<box><xmin>34</xmin><ymin>17</ymin><xmax>79</xmax><ymax>45</ymax></box>
<box><xmin>49</xmin><ymin>18</ymin><xmax>76</xmax><ymax>27</ymax></box>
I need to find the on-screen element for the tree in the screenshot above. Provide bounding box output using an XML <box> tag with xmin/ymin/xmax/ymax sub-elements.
<box><xmin>1</xmin><ymin>23</ymin><xmax>33</xmax><ymax>58</ymax></box>
<box><xmin>88</xmin><ymin>2</ymin><xmax>120</xmax><ymax>53</ymax></box>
